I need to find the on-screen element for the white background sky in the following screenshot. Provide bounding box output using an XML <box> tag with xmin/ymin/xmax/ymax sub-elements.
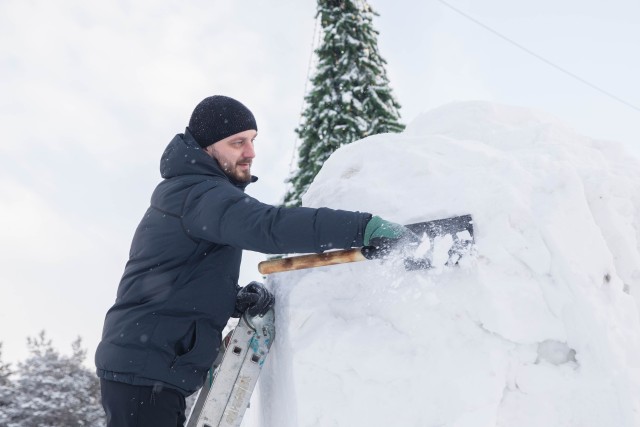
<box><xmin>1</xmin><ymin>0</ymin><xmax>638</xmax><ymax>367</ymax></box>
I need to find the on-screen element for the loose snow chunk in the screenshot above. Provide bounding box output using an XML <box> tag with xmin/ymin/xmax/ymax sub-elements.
<box><xmin>432</xmin><ymin>233</ymin><xmax>454</xmax><ymax>268</ymax></box>
<box><xmin>536</xmin><ymin>340</ymin><xmax>578</xmax><ymax>366</ymax></box>
<box><xmin>456</xmin><ymin>229</ymin><xmax>473</xmax><ymax>241</ymax></box>
<box><xmin>413</xmin><ymin>232</ymin><xmax>431</xmax><ymax>258</ymax></box>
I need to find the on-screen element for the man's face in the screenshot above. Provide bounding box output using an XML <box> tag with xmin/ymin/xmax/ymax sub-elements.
<box><xmin>205</xmin><ymin>129</ymin><xmax>257</xmax><ymax>183</ymax></box>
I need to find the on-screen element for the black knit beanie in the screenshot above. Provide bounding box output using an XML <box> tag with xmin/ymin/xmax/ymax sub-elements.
<box><xmin>188</xmin><ymin>95</ymin><xmax>257</xmax><ymax>148</ymax></box>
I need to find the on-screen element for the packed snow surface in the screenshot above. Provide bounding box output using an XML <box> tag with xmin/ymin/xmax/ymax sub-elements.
<box><xmin>257</xmin><ymin>101</ymin><xmax>640</xmax><ymax>426</ymax></box>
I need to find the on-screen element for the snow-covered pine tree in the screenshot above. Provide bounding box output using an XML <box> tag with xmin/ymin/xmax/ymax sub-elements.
<box><xmin>8</xmin><ymin>332</ymin><xmax>104</xmax><ymax>427</ymax></box>
<box><xmin>0</xmin><ymin>343</ymin><xmax>15</xmax><ymax>426</ymax></box>
<box><xmin>284</xmin><ymin>0</ymin><xmax>404</xmax><ymax>206</ymax></box>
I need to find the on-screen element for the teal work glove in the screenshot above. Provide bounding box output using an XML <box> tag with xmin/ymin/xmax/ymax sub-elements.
<box><xmin>363</xmin><ymin>216</ymin><xmax>417</xmax><ymax>251</ymax></box>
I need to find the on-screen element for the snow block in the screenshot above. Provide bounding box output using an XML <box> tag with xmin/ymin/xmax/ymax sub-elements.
<box><xmin>258</xmin><ymin>101</ymin><xmax>640</xmax><ymax>427</ymax></box>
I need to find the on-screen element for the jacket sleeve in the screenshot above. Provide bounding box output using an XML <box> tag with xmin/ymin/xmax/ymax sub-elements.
<box><xmin>181</xmin><ymin>180</ymin><xmax>371</xmax><ymax>254</ymax></box>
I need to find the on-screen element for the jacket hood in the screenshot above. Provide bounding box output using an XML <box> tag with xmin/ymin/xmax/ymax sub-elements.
<box><xmin>160</xmin><ymin>128</ymin><xmax>257</xmax><ymax>188</ymax></box>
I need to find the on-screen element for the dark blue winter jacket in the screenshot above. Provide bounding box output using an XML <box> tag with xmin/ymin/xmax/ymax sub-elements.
<box><xmin>95</xmin><ymin>129</ymin><xmax>371</xmax><ymax>395</ymax></box>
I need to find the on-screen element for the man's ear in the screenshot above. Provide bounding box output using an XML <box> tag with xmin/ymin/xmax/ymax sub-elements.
<box><xmin>204</xmin><ymin>144</ymin><xmax>215</xmax><ymax>158</ymax></box>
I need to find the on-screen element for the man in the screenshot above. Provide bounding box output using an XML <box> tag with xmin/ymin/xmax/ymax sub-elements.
<box><xmin>95</xmin><ymin>95</ymin><xmax>412</xmax><ymax>426</ymax></box>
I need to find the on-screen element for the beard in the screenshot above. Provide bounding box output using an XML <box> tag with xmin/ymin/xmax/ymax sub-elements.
<box><xmin>217</xmin><ymin>157</ymin><xmax>252</xmax><ymax>183</ymax></box>
<box><xmin>208</xmin><ymin>145</ymin><xmax>253</xmax><ymax>183</ymax></box>
<box><xmin>228</xmin><ymin>161</ymin><xmax>252</xmax><ymax>183</ymax></box>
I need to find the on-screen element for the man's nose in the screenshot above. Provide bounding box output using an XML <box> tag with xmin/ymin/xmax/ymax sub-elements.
<box><xmin>243</xmin><ymin>142</ymin><xmax>256</xmax><ymax>159</ymax></box>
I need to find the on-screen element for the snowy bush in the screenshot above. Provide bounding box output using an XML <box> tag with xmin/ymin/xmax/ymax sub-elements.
<box><xmin>0</xmin><ymin>333</ymin><xmax>104</xmax><ymax>427</ymax></box>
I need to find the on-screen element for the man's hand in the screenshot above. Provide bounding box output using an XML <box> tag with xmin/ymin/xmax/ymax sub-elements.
<box><xmin>233</xmin><ymin>281</ymin><xmax>275</xmax><ymax>317</ymax></box>
<box><xmin>363</xmin><ymin>215</ymin><xmax>418</xmax><ymax>252</ymax></box>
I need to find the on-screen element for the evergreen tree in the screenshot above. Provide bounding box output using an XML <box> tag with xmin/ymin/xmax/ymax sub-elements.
<box><xmin>284</xmin><ymin>0</ymin><xmax>405</xmax><ymax>206</ymax></box>
<box><xmin>0</xmin><ymin>343</ymin><xmax>15</xmax><ymax>426</ymax></box>
<box><xmin>8</xmin><ymin>332</ymin><xmax>104</xmax><ymax>427</ymax></box>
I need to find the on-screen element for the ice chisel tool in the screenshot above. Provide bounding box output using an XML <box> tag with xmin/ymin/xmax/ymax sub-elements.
<box><xmin>258</xmin><ymin>214</ymin><xmax>474</xmax><ymax>275</ymax></box>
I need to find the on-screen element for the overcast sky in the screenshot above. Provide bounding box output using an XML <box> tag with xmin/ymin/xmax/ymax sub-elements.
<box><xmin>1</xmin><ymin>0</ymin><xmax>639</xmax><ymax>366</ymax></box>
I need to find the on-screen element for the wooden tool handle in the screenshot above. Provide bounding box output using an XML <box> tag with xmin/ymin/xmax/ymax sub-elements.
<box><xmin>258</xmin><ymin>248</ymin><xmax>368</xmax><ymax>275</ymax></box>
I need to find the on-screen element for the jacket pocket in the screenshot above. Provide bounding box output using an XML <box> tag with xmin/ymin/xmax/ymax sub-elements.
<box><xmin>171</xmin><ymin>318</ymin><xmax>221</xmax><ymax>372</ymax></box>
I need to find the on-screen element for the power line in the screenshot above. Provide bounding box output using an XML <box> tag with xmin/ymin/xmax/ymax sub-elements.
<box><xmin>437</xmin><ymin>0</ymin><xmax>640</xmax><ymax>113</ymax></box>
<box><xmin>288</xmin><ymin>11</ymin><xmax>322</xmax><ymax>175</ymax></box>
